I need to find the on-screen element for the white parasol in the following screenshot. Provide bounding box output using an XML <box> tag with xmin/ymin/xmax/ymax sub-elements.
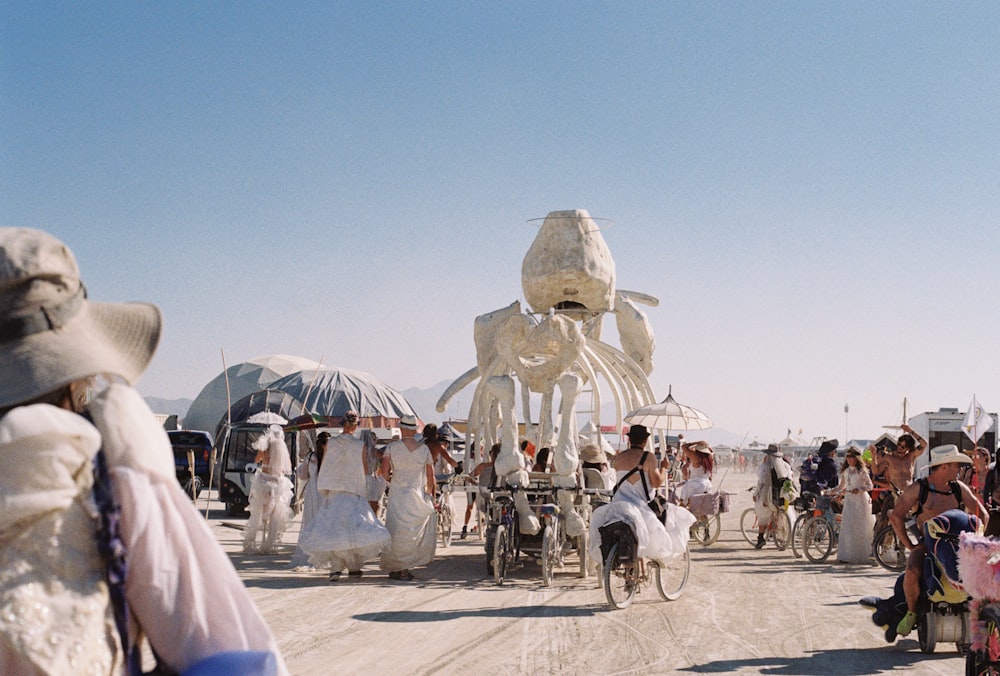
<box><xmin>624</xmin><ymin>386</ymin><xmax>713</xmax><ymax>435</ymax></box>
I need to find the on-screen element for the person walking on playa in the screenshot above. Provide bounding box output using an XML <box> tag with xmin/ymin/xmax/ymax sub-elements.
<box><xmin>243</xmin><ymin>424</ymin><xmax>295</xmax><ymax>554</ymax></box>
<box><xmin>0</xmin><ymin>227</ymin><xmax>288</xmax><ymax>674</ymax></box>
<box><xmin>380</xmin><ymin>415</ymin><xmax>438</xmax><ymax>581</ymax></box>
<box><xmin>290</xmin><ymin>431</ymin><xmax>329</xmax><ymax>569</ymax></box>
<box><xmin>299</xmin><ymin>410</ymin><xmax>389</xmax><ymax>581</ymax></box>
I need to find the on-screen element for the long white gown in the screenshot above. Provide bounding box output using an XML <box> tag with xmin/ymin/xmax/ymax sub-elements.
<box><xmin>588</xmin><ymin>469</ymin><xmax>695</xmax><ymax>565</ymax></box>
<box><xmin>679</xmin><ymin>464</ymin><xmax>713</xmax><ymax>500</ymax></box>
<box><xmin>380</xmin><ymin>441</ymin><xmax>437</xmax><ymax>572</ymax></box>
<box><xmin>290</xmin><ymin>453</ymin><xmax>320</xmax><ymax>568</ymax></box>
<box><xmin>299</xmin><ymin>434</ymin><xmax>390</xmax><ymax>572</ymax></box>
<box><xmin>837</xmin><ymin>466</ymin><xmax>875</xmax><ymax>564</ymax></box>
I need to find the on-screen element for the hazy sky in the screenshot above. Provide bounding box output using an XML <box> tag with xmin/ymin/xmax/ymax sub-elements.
<box><xmin>4</xmin><ymin>3</ymin><xmax>999</xmax><ymax>445</ymax></box>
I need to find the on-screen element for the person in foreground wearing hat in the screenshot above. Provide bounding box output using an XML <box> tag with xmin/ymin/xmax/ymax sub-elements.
<box><xmin>587</xmin><ymin>424</ymin><xmax>695</xmax><ymax>570</ymax></box>
<box><xmin>752</xmin><ymin>444</ymin><xmax>794</xmax><ymax>549</ymax></box>
<box><xmin>299</xmin><ymin>410</ymin><xmax>390</xmax><ymax>581</ymax></box>
<box><xmin>289</xmin><ymin>431</ymin><xmax>329</xmax><ymax>569</ymax></box>
<box><xmin>243</xmin><ymin>424</ymin><xmax>295</xmax><ymax>554</ymax></box>
<box><xmin>835</xmin><ymin>448</ymin><xmax>875</xmax><ymax>564</ymax></box>
<box><xmin>889</xmin><ymin>444</ymin><xmax>987</xmax><ymax>636</ymax></box>
<box><xmin>380</xmin><ymin>415</ymin><xmax>438</xmax><ymax>580</ymax></box>
<box><xmin>0</xmin><ymin>228</ymin><xmax>287</xmax><ymax>674</ymax></box>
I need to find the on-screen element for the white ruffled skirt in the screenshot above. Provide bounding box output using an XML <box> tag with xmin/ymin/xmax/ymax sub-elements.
<box><xmin>243</xmin><ymin>471</ymin><xmax>294</xmax><ymax>554</ymax></box>
<box><xmin>299</xmin><ymin>491</ymin><xmax>390</xmax><ymax>572</ymax></box>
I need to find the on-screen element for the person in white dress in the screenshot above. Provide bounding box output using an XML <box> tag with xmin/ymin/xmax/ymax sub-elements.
<box><xmin>588</xmin><ymin>425</ymin><xmax>695</xmax><ymax>567</ymax></box>
<box><xmin>836</xmin><ymin>447</ymin><xmax>875</xmax><ymax>564</ymax></box>
<box><xmin>753</xmin><ymin>444</ymin><xmax>793</xmax><ymax>549</ymax></box>
<box><xmin>299</xmin><ymin>411</ymin><xmax>390</xmax><ymax>581</ymax></box>
<box><xmin>243</xmin><ymin>424</ymin><xmax>294</xmax><ymax>554</ymax></box>
<box><xmin>289</xmin><ymin>431</ymin><xmax>329</xmax><ymax>569</ymax></box>
<box><xmin>678</xmin><ymin>440</ymin><xmax>714</xmax><ymax>501</ymax></box>
<box><xmin>380</xmin><ymin>415</ymin><xmax>437</xmax><ymax>581</ymax></box>
<box><xmin>0</xmin><ymin>228</ymin><xmax>288</xmax><ymax>675</ymax></box>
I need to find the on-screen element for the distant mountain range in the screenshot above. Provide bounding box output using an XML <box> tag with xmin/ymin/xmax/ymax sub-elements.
<box><xmin>145</xmin><ymin>381</ymin><xmax>745</xmax><ymax>447</ymax></box>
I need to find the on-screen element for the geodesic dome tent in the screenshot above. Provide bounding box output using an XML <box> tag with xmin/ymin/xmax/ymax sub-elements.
<box><xmin>267</xmin><ymin>367</ymin><xmax>417</xmax><ymax>425</ymax></box>
<box><xmin>213</xmin><ymin>388</ymin><xmax>308</xmax><ymax>443</ymax></box>
<box><xmin>183</xmin><ymin>354</ymin><xmax>321</xmax><ymax>433</ymax></box>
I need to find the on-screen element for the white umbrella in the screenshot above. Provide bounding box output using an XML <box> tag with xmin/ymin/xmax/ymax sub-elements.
<box><xmin>624</xmin><ymin>386</ymin><xmax>713</xmax><ymax>433</ymax></box>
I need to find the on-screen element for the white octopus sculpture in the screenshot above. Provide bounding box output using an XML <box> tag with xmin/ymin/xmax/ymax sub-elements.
<box><xmin>436</xmin><ymin>209</ymin><xmax>660</xmax><ymax>539</ymax></box>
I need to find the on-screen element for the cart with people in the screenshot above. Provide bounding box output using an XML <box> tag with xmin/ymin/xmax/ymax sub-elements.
<box><xmin>484</xmin><ymin>472</ymin><xmax>607</xmax><ymax>586</ymax></box>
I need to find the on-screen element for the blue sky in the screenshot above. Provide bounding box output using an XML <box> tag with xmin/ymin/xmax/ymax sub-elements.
<box><xmin>3</xmin><ymin>3</ymin><xmax>999</xmax><ymax>444</ymax></box>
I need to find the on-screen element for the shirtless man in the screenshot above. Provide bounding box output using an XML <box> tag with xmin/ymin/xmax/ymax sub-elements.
<box><xmin>872</xmin><ymin>423</ymin><xmax>926</xmax><ymax>489</ymax></box>
<box><xmin>890</xmin><ymin>444</ymin><xmax>987</xmax><ymax>636</ymax></box>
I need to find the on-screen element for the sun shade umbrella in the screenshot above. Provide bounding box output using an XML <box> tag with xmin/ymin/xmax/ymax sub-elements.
<box><xmin>624</xmin><ymin>386</ymin><xmax>712</xmax><ymax>435</ymax></box>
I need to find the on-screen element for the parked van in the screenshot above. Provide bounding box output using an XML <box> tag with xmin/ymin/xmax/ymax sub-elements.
<box><xmin>217</xmin><ymin>422</ymin><xmax>300</xmax><ymax>517</ymax></box>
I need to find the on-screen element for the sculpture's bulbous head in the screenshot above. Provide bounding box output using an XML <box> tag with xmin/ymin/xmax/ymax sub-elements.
<box><xmin>521</xmin><ymin>210</ymin><xmax>615</xmax><ymax>316</ymax></box>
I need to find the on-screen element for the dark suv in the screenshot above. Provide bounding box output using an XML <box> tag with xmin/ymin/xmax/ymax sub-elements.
<box><xmin>169</xmin><ymin>430</ymin><xmax>214</xmax><ymax>500</ymax></box>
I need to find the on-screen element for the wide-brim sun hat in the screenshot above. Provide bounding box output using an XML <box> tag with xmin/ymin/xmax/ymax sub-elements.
<box><xmin>0</xmin><ymin>228</ymin><xmax>161</xmax><ymax>408</ymax></box>
<box><xmin>579</xmin><ymin>443</ymin><xmax>607</xmax><ymax>464</ymax></box>
<box><xmin>927</xmin><ymin>444</ymin><xmax>974</xmax><ymax>468</ymax></box>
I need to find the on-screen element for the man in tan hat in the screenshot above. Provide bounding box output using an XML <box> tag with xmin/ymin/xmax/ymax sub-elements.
<box><xmin>890</xmin><ymin>444</ymin><xmax>987</xmax><ymax>636</ymax></box>
<box><xmin>0</xmin><ymin>228</ymin><xmax>287</xmax><ymax>674</ymax></box>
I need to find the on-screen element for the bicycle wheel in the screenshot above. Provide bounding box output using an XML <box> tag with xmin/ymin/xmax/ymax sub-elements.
<box><xmin>653</xmin><ymin>547</ymin><xmax>691</xmax><ymax>601</ymax></box>
<box><xmin>772</xmin><ymin>510</ymin><xmax>792</xmax><ymax>551</ymax></box>
<box><xmin>740</xmin><ymin>508</ymin><xmax>759</xmax><ymax>545</ymax></box>
<box><xmin>541</xmin><ymin>521</ymin><xmax>557</xmax><ymax>587</ymax></box>
<box><xmin>873</xmin><ymin>524</ymin><xmax>907</xmax><ymax>572</ymax></box>
<box><xmin>484</xmin><ymin>524</ymin><xmax>495</xmax><ymax>576</ymax></box>
<box><xmin>441</xmin><ymin>503</ymin><xmax>453</xmax><ymax>548</ymax></box>
<box><xmin>803</xmin><ymin>516</ymin><xmax>834</xmax><ymax>563</ymax></box>
<box><xmin>602</xmin><ymin>542</ymin><xmax>636</xmax><ymax>609</ymax></box>
<box><xmin>690</xmin><ymin>514</ymin><xmax>721</xmax><ymax>545</ymax></box>
<box><xmin>493</xmin><ymin>524</ymin><xmax>509</xmax><ymax>585</ymax></box>
<box><xmin>790</xmin><ymin>513</ymin><xmax>810</xmax><ymax>559</ymax></box>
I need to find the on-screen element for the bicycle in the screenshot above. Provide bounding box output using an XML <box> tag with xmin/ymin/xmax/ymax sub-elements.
<box><xmin>485</xmin><ymin>490</ymin><xmax>520</xmax><ymax>584</ymax></box>
<box><xmin>789</xmin><ymin>491</ymin><xmax>818</xmax><ymax>559</ymax></box>
<box><xmin>435</xmin><ymin>475</ymin><xmax>455</xmax><ymax>548</ymax></box>
<box><xmin>800</xmin><ymin>493</ymin><xmax>841</xmax><ymax>563</ymax></box>
<box><xmin>599</xmin><ymin>521</ymin><xmax>690</xmax><ymax>609</ymax></box>
<box><xmin>740</xmin><ymin>490</ymin><xmax>792</xmax><ymax>550</ymax></box>
<box><xmin>686</xmin><ymin>490</ymin><xmax>727</xmax><ymax>546</ymax></box>
<box><xmin>870</xmin><ymin>483</ymin><xmax>907</xmax><ymax>572</ymax></box>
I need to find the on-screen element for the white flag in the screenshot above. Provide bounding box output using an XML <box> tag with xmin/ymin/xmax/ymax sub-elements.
<box><xmin>963</xmin><ymin>397</ymin><xmax>992</xmax><ymax>443</ymax></box>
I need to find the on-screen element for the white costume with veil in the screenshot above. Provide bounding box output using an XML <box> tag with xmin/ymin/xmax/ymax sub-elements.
<box><xmin>243</xmin><ymin>426</ymin><xmax>295</xmax><ymax>554</ymax></box>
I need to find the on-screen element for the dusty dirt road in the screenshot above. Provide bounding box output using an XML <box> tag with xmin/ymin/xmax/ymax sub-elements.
<box><xmin>213</xmin><ymin>470</ymin><xmax>965</xmax><ymax>675</ymax></box>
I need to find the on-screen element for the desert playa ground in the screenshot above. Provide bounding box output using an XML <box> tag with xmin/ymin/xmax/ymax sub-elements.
<box><xmin>211</xmin><ymin>470</ymin><xmax>964</xmax><ymax>675</ymax></box>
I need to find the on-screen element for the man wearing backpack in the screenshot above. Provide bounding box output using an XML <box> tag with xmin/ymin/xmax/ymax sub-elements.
<box><xmin>799</xmin><ymin>439</ymin><xmax>840</xmax><ymax>496</ymax></box>
<box><xmin>890</xmin><ymin>444</ymin><xmax>987</xmax><ymax>636</ymax></box>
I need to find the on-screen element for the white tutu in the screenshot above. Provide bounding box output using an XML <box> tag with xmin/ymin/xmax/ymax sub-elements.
<box><xmin>243</xmin><ymin>471</ymin><xmax>294</xmax><ymax>554</ymax></box>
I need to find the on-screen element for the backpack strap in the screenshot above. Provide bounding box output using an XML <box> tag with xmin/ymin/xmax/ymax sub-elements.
<box><xmin>915</xmin><ymin>477</ymin><xmax>965</xmax><ymax>516</ymax></box>
<box><xmin>612</xmin><ymin>451</ymin><xmax>651</xmax><ymax>499</ymax></box>
<box><xmin>92</xmin><ymin>447</ymin><xmax>143</xmax><ymax>676</ymax></box>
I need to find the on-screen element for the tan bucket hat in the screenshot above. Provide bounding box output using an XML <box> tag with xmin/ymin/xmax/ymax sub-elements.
<box><xmin>0</xmin><ymin>228</ymin><xmax>162</xmax><ymax>408</ymax></box>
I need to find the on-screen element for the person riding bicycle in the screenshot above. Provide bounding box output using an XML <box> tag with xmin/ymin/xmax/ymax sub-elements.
<box><xmin>588</xmin><ymin>424</ymin><xmax>695</xmax><ymax>568</ymax></box>
<box><xmin>678</xmin><ymin>440</ymin><xmax>714</xmax><ymax>503</ymax></box>
<box><xmin>753</xmin><ymin>444</ymin><xmax>794</xmax><ymax>549</ymax></box>
<box><xmin>799</xmin><ymin>439</ymin><xmax>840</xmax><ymax>497</ymax></box>
<box><xmin>889</xmin><ymin>444</ymin><xmax>987</xmax><ymax>637</ymax></box>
